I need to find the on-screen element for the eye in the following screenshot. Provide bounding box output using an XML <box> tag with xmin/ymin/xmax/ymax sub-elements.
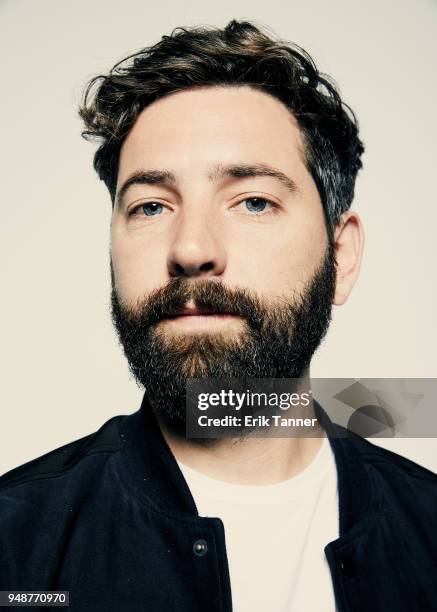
<box><xmin>235</xmin><ymin>197</ymin><xmax>277</xmax><ymax>215</ymax></box>
<box><xmin>129</xmin><ymin>202</ymin><xmax>166</xmax><ymax>217</ymax></box>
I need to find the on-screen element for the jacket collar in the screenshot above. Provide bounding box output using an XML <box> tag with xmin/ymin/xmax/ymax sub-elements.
<box><xmin>116</xmin><ymin>392</ymin><xmax>376</xmax><ymax>535</ymax></box>
<box><xmin>117</xmin><ymin>393</ymin><xmax>199</xmax><ymax>516</ymax></box>
<box><xmin>315</xmin><ymin>401</ymin><xmax>375</xmax><ymax>535</ymax></box>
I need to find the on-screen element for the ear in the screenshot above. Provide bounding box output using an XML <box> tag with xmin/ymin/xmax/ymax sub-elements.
<box><xmin>333</xmin><ymin>211</ymin><xmax>364</xmax><ymax>306</ymax></box>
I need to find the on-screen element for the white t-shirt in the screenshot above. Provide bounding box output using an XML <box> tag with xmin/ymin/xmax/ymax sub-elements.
<box><xmin>177</xmin><ymin>437</ymin><xmax>339</xmax><ymax>612</ymax></box>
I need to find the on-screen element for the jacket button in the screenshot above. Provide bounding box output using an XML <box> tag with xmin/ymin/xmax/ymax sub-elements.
<box><xmin>193</xmin><ymin>539</ymin><xmax>208</xmax><ymax>557</ymax></box>
<box><xmin>340</xmin><ymin>555</ymin><xmax>356</xmax><ymax>578</ymax></box>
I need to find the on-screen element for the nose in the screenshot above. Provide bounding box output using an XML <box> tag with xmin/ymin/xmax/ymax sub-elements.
<box><xmin>167</xmin><ymin>207</ymin><xmax>226</xmax><ymax>278</ymax></box>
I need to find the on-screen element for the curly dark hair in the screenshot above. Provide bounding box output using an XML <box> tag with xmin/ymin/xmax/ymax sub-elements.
<box><xmin>79</xmin><ymin>19</ymin><xmax>364</xmax><ymax>237</ymax></box>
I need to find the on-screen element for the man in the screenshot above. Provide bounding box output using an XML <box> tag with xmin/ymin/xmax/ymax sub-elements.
<box><xmin>0</xmin><ymin>19</ymin><xmax>436</xmax><ymax>612</ymax></box>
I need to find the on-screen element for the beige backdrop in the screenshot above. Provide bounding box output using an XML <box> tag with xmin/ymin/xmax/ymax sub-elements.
<box><xmin>1</xmin><ymin>0</ymin><xmax>436</xmax><ymax>475</ymax></box>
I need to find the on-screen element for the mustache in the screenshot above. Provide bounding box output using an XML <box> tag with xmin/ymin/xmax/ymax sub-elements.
<box><xmin>119</xmin><ymin>277</ymin><xmax>268</xmax><ymax>330</ymax></box>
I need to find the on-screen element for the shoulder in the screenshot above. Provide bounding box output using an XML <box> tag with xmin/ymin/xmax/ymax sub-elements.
<box><xmin>328</xmin><ymin>416</ymin><xmax>437</xmax><ymax>484</ymax></box>
<box><xmin>347</xmin><ymin>433</ymin><xmax>437</xmax><ymax>516</ymax></box>
<box><xmin>0</xmin><ymin>414</ymin><xmax>123</xmax><ymax>494</ymax></box>
<box><xmin>352</xmin><ymin>434</ymin><xmax>437</xmax><ymax>482</ymax></box>
<box><xmin>0</xmin><ymin>414</ymin><xmax>126</xmax><ymax>587</ymax></box>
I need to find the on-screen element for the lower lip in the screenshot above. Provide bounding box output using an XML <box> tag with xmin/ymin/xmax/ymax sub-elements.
<box><xmin>162</xmin><ymin>314</ymin><xmax>241</xmax><ymax>329</ymax></box>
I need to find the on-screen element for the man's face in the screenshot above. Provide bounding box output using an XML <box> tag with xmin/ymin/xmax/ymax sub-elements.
<box><xmin>110</xmin><ymin>85</ymin><xmax>336</xmax><ymax>433</ymax></box>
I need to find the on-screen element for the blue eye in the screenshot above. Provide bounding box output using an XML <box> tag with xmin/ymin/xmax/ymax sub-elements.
<box><xmin>243</xmin><ymin>198</ymin><xmax>270</xmax><ymax>213</ymax></box>
<box><xmin>139</xmin><ymin>202</ymin><xmax>164</xmax><ymax>216</ymax></box>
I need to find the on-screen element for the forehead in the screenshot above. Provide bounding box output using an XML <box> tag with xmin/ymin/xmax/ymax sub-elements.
<box><xmin>118</xmin><ymin>85</ymin><xmax>308</xmax><ymax>184</ymax></box>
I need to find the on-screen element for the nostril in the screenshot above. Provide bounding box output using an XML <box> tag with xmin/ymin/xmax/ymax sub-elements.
<box><xmin>173</xmin><ymin>262</ymin><xmax>185</xmax><ymax>276</ymax></box>
<box><xmin>200</xmin><ymin>262</ymin><xmax>214</xmax><ymax>272</ymax></box>
<box><xmin>170</xmin><ymin>260</ymin><xmax>216</xmax><ymax>277</ymax></box>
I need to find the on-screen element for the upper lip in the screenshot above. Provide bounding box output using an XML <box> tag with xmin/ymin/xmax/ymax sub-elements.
<box><xmin>166</xmin><ymin>307</ymin><xmax>223</xmax><ymax>317</ymax></box>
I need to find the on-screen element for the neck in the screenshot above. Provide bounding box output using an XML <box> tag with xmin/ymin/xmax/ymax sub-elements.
<box><xmin>157</xmin><ymin>377</ymin><xmax>325</xmax><ymax>486</ymax></box>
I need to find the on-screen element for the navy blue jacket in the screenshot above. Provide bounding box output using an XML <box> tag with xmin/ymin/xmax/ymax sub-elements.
<box><xmin>1</xmin><ymin>395</ymin><xmax>437</xmax><ymax>611</ymax></box>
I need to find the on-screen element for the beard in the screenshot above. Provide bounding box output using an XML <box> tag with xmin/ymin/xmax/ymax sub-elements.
<box><xmin>110</xmin><ymin>244</ymin><xmax>337</xmax><ymax>436</ymax></box>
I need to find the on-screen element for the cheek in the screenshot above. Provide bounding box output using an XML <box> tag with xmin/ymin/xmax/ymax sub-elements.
<box><xmin>110</xmin><ymin>226</ymin><xmax>167</xmax><ymax>303</ymax></box>
<box><xmin>235</xmin><ymin>215</ymin><xmax>327</xmax><ymax>296</ymax></box>
<box><xmin>291</xmin><ymin>217</ymin><xmax>328</xmax><ymax>267</ymax></box>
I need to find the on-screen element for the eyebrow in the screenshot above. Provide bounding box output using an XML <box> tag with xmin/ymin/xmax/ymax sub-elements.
<box><xmin>116</xmin><ymin>162</ymin><xmax>299</xmax><ymax>210</ymax></box>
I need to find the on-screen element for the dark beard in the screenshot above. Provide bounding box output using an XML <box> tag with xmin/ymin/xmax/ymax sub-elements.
<box><xmin>110</xmin><ymin>244</ymin><xmax>337</xmax><ymax>436</ymax></box>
